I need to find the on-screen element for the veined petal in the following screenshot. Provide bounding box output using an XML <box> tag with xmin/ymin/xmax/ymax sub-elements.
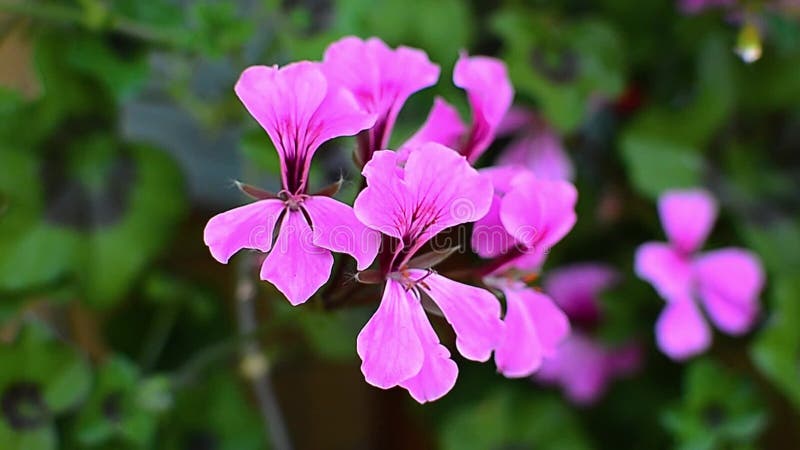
<box><xmin>303</xmin><ymin>196</ymin><xmax>381</xmax><ymax>270</ymax></box>
<box><xmin>323</xmin><ymin>36</ymin><xmax>439</xmax><ymax>149</ymax></box>
<box><xmin>656</xmin><ymin>298</ymin><xmax>711</xmax><ymax>360</ymax></box>
<box><xmin>402</xmin><ymin>143</ymin><xmax>493</xmax><ymax>243</ymax></box>
<box><xmin>658</xmin><ymin>189</ymin><xmax>718</xmax><ymax>254</ymax></box>
<box><xmin>634</xmin><ymin>242</ymin><xmax>693</xmax><ymax>302</ymax></box>
<box><xmin>353</xmin><ymin>150</ymin><xmax>413</xmax><ymax>239</ymax></box>
<box><xmin>357</xmin><ymin>280</ymin><xmax>425</xmax><ymax>389</ymax></box>
<box><xmin>694</xmin><ymin>248</ymin><xmax>764</xmax><ymax>335</ymax></box>
<box><xmin>355</xmin><ymin>144</ymin><xmax>492</xmax><ymax>251</ymax></box>
<box><xmin>203</xmin><ymin>199</ymin><xmax>285</xmax><ymax>264</ymax></box>
<box><xmin>260</xmin><ymin>211</ymin><xmax>333</xmax><ymax>305</ymax></box>
<box><xmin>499</xmin><ymin>175</ymin><xmax>578</xmax><ymax>253</ymax></box>
<box><xmin>399</xmin><ymin>299</ymin><xmax>459</xmax><ymax>403</ymax></box>
<box><xmin>454</xmin><ymin>54</ymin><xmax>514</xmax><ymax>162</ymax></box>
<box><xmin>235</xmin><ymin>62</ymin><xmax>374</xmax><ymax>192</ymax></box>
<box><xmin>414</xmin><ymin>272</ymin><xmax>504</xmax><ymax>362</ymax></box>
<box><xmin>403</xmin><ymin>97</ymin><xmax>466</xmax><ymax>151</ymax></box>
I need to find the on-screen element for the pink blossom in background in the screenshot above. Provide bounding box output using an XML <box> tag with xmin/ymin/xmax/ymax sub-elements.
<box><xmin>353</xmin><ymin>143</ymin><xmax>504</xmax><ymax>403</ymax></box>
<box><xmin>407</xmin><ymin>53</ymin><xmax>514</xmax><ymax>163</ymax></box>
<box><xmin>543</xmin><ymin>264</ymin><xmax>619</xmax><ymax>328</ymax></box>
<box><xmin>537</xmin><ymin>264</ymin><xmax>641</xmax><ymax>405</ymax></box>
<box><xmin>497</xmin><ymin>131</ymin><xmax>574</xmax><ymax>181</ymax></box>
<box><xmin>323</xmin><ymin>36</ymin><xmax>439</xmax><ymax>165</ymax></box>
<box><xmin>537</xmin><ymin>334</ymin><xmax>641</xmax><ymax>405</ymax></box>
<box><xmin>635</xmin><ymin>189</ymin><xmax>765</xmax><ymax>360</ymax></box>
<box><xmin>679</xmin><ymin>0</ymin><xmax>735</xmax><ymax>14</ymax></box>
<box><xmin>495</xmin><ymin>108</ymin><xmax>574</xmax><ymax>181</ymax></box>
<box><xmin>203</xmin><ymin>62</ymin><xmax>381</xmax><ymax>305</ymax></box>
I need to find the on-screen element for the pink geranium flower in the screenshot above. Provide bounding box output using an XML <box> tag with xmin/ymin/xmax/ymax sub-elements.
<box><xmin>203</xmin><ymin>62</ymin><xmax>381</xmax><ymax>305</ymax></box>
<box><xmin>537</xmin><ymin>264</ymin><xmax>641</xmax><ymax>405</ymax></box>
<box><xmin>635</xmin><ymin>189</ymin><xmax>765</xmax><ymax>360</ymax></box>
<box><xmin>322</xmin><ymin>36</ymin><xmax>439</xmax><ymax>165</ymax></box>
<box><xmin>353</xmin><ymin>143</ymin><xmax>504</xmax><ymax>403</ymax></box>
<box><xmin>472</xmin><ymin>166</ymin><xmax>578</xmax><ymax>272</ymax></box>
<box><xmin>406</xmin><ymin>54</ymin><xmax>514</xmax><ymax>163</ymax></box>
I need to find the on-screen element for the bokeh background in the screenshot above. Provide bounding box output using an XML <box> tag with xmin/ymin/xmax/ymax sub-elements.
<box><xmin>1</xmin><ymin>0</ymin><xmax>799</xmax><ymax>449</ymax></box>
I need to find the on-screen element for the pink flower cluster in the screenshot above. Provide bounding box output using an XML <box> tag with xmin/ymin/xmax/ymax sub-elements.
<box><xmin>203</xmin><ymin>36</ymin><xmax>580</xmax><ymax>402</ymax></box>
<box><xmin>203</xmin><ymin>35</ymin><xmax>765</xmax><ymax>404</ymax></box>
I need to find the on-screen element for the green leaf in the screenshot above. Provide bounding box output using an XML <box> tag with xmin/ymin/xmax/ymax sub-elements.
<box><xmin>663</xmin><ymin>358</ymin><xmax>766</xmax><ymax>449</ymax></box>
<box><xmin>621</xmin><ymin>132</ymin><xmax>705</xmax><ymax>199</ymax></box>
<box><xmin>751</xmin><ymin>275</ymin><xmax>800</xmax><ymax>411</ymax></box>
<box><xmin>440</xmin><ymin>386</ymin><xmax>590</xmax><ymax>450</ymax></box>
<box><xmin>491</xmin><ymin>9</ymin><xmax>625</xmax><ymax>132</ymax></box>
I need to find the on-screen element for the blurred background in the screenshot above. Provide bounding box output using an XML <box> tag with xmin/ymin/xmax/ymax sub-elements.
<box><xmin>1</xmin><ymin>0</ymin><xmax>799</xmax><ymax>449</ymax></box>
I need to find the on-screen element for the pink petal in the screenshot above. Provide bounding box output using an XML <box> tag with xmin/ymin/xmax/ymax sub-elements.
<box><xmin>497</xmin><ymin>133</ymin><xmax>574</xmax><ymax>181</ymax></box>
<box><xmin>235</xmin><ymin>62</ymin><xmax>374</xmax><ymax>192</ymax></box>
<box><xmin>634</xmin><ymin>242</ymin><xmax>693</xmax><ymax>302</ymax></box>
<box><xmin>259</xmin><ymin>211</ymin><xmax>333</xmax><ymax>305</ymax></box>
<box><xmin>538</xmin><ymin>334</ymin><xmax>609</xmax><ymax>405</ymax></box>
<box><xmin>454</xmin><ymin>54</ymin><xmax>514</xmax><ymax>162</ymax></box>
<box><xmin>471</xmin><ymin>194</ymin><xmax>515</xmax><ymax>259</ymax></box>
<box><xmin>357</xmin><ymin>280</ymin><xmax>425</xmax><ymax>389</ymax></box>
<box><xmin>302</xmin><ymin>196</ymin><xmax>381</xmax><ymax>270</ymax></box>
<box><xmin>399</xmin><ymin>298</ymin><xmax>459</xmax><ymax>403</ymax></box>
<box><xmin>496</xmin><ymin>106</ymin><xmax>536</xmax><ymax>136</ymax></box>
<box><xmin>353</xmin><ymin>150</ymin><xmax>413</xmax><ymax>239</ymax></box>
<box><xmin>499</xmin><ymin>175</ymin><xmax>578</xmax><ymax>253</ymax></box>
<box><xmin>694</xmin><ymin>248</ymin><xmax>764</xmax><ymax>335</ymax></box>
<box><xmin>494</xmin><ymin>284</ymin><xmax>569</xmax><ymax>377</ymax></box>
<box><xmin>403</xmin><ymin>97</ymin><xmax>466</xmax><ymax>151</ymax></box>
<box><xmin>543</xmin><ymin>263</ymin><xmax>619</xmax><ymax>325</ymax></box>
<box><xmin>355</xmin><ymin>144</ymin><xmax>492</xmax><ymax>252</ymax></box>
<box><xmin>203</xmin><ymin>199</ymin><xmax>285</xmax><ymax>264</ymax></box>
<box><xmin>415</xmin><ymin>272</ymin><xmax>504</xmax><ymax>362</ymax></box>
<box><xmin>658</xmin><ymin>189</ymin><xmax>718</xmax><ymax>254</ymax></box>
<box><xmin>323</xmin><ymin>36</ymin><xmax>439</xmax><ymax>149</ymax></box>
<box><xmin>656</xmin><ymin>299</ymin><xmax>711</xmax><ymax>360</ymax></box>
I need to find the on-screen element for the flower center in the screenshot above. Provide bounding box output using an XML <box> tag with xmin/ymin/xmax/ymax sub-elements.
<box><xmin>279</xmin><ymin>190</ymin><xmax>308</xmax><ymax>211</ymax></box>
<box><xmin>388</xmin><ymin>268</ymin><xmax>433</xmax><ymax>291</ymax></box>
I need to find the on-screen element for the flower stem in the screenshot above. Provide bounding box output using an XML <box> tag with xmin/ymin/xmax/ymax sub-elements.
<box><xmin>235</xmin><ymin>255</ymin><xmax>292</xmax><ymax>450</ymax></box>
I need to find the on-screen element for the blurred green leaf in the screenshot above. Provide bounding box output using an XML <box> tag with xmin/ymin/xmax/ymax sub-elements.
<box><xmin>621</xmin><ymin>132</ymin><xmax>704</xmax><ymax>199</ymax></box>
<box><xmin>440</xmin><ymin>386</ymin><xmax>590</xmax><ymax>450</ymax></box>
<box><xmin>662</xmin><ymin>358</ymin><xmax>766</xmax><ymax>450</ymax></box>
<box><xmin>162</xmin><ymin>373</ymin><xmax>266</xmax><ymax>450</ymax></box>
<box><xmin>492</xmin><ymin>9</ymin><xmax>625</xmax><ymax>132</ymax></box>
<box><xmin>751</xmin><ymin>275</ymin><xmax>800</xmax><ymax>412</ymax></box>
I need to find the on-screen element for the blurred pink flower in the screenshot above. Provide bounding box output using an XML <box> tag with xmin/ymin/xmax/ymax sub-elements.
<box><xmin>679</xmin><ymin>0</ymin><xmax>736</xmax><ymax>14</ymax></box>
<box><xmin>204</xmin><ymin>62</ymin><xmax>380</xmax><ymax>305</ymax></box>
<box><xmin>353</xmin><ymin>143</ymin><xmax>503</xmax><ymax>403</ymax></box>
<box><xmin>537</xmin><ymin>334</ymin><xmax>641</xmax><ymax>405</ymax></box>
<box><xmin>635</xmin><ymin>189</ymin><xmax>765</xmax><ymax>360</ymax></box>
<box><xmin>323</xmin><ymin>36</ymin><xmax>439</xmax><ymax>165</ymax></box>
<box><xmin>406</xmin><ymin>53</ymin><xmax>514</xmax><ymax>162</ymax></box>
<box><xmin>537</xmin><ymin>264</ymin><xmax>641</xmax><ymax>405</ymax></box>
<box><xmin>495</xmin><ymin>108</ymin><xmax>574</xmax><ymax>181</ymax></box>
